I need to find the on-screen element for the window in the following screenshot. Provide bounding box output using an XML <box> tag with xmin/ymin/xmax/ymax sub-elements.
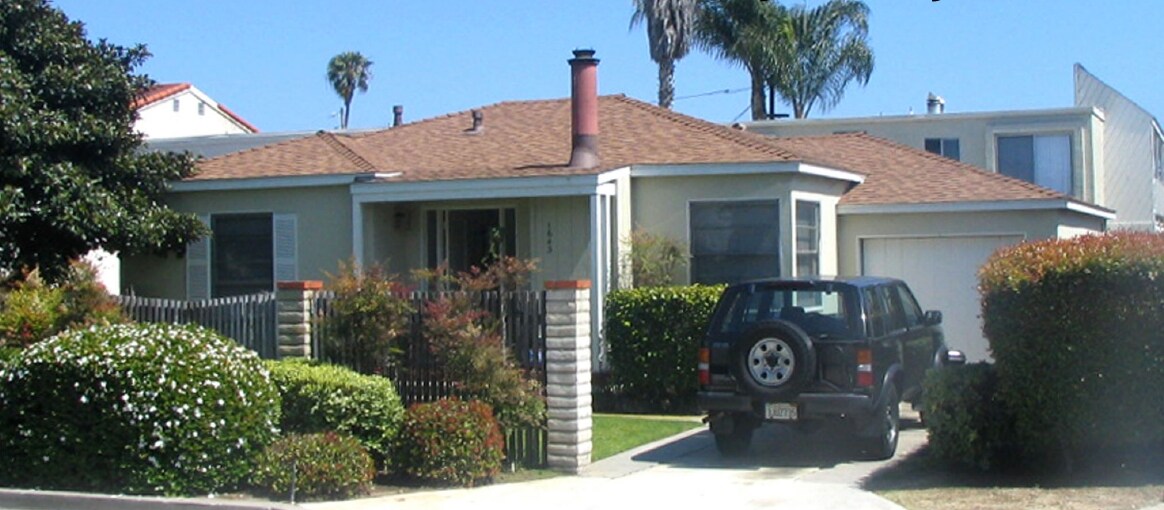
<box><xmin>690</xmin><ymin>200</ymin><xmax>780</xmax><ymax>284</ymax></box>
<box><xmin>172</xmin><ymin>99</ymin><xmax>180</xmax><ymax>112</ymax></box>
<box><xmin>997</xmin><ymin>134</ymin><xmax>1072</xmax><ymax>194</ymax></box>
<box><xmin>795</xmin><ymin>201</ymin><xmax>820</xmax><ymax>277</ymax></box>
<box><xmin>211</xmin><ymin>214</ymin><xmax>273</xmax><ymax>297</ymax></box>
<box><xmin>1153</xmin><ymin>128</ymin><xmax>1164</xmax><ymax>181</ymax></box>
<box><xmin>186</xmin><ymin>213</ymin><xmax>296</xmax><ymax>299</ymax></box>
<box><xmin>197</xmin><ymin>102</ymin><xmax>206</xmax><ymax>116</ymax></box>
<box><xmin>894</xmin><ymin>284</ymin><xmax>923</xmax><ymax>328</ymax></box>
<box><xmin>924</xmin><ymin>138</ymin><xmax>960</xmax><ymax>161</ymax></box>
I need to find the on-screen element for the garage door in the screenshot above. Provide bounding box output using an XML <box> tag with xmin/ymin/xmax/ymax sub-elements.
<box><xmin>861</xmin><ymin>235</ymin><xmax>1023</xmax><ymax>362</ymax></box>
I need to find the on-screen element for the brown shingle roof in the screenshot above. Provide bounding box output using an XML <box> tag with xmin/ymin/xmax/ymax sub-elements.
<box><xmin>190</xmin><ymin>94</ymin><xmax>1104</xmax><ymax>213</ymax></box>
<box><xmin>766</xmin><ymin>132</ymin><xmax>1076</xmax><ymax>206</ymax></box>
<box><xmin>192</xmin><ymin>95</ymin><xmax>798</xmax><ymax>181</ymax></box>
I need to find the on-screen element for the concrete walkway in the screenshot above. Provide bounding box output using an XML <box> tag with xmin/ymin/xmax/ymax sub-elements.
<box><xmin>305</xmin><ymin>420</ymin><xmax>927</xmax><ymax>510</ymax></box>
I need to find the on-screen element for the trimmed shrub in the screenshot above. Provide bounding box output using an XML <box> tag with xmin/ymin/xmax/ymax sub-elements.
<box><xmin>266</xmin><ymin>358</ymin><xmax>404</xmax><ymax>471</ymax></box>
<box><xmin>395</xmin><ymin>398</ymin><xmax>504</xmax><ymax>487</ymax></box>
<box><xmin>603</xmin><ymin>285</ymin><xmax>725</xmax><ymax>413</ymax></box>
<box><xmin>0</xmin><ymin>323</ymin><xmax>280</xmax><ymax>495</ymax></box>
<box><xmin>979</xmin><ymin>232</ymin><xmax>1164</xmax><ymax>463</ymax></box>
<box><xmin>252</xmin><ymin>432</ymin><xmax>374</xmax><ymax>502</ymax></box>
<box><xmin>923</xmin><ymin>363</ymin><xmax>1017</xmax><ymax>470</ymax></box>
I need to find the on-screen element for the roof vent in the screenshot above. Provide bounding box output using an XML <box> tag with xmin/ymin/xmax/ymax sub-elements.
<box><xmin>393</xmin><ymin>105</ymin><xmax>404</xmax><ymax>127</ymax></box>
<box><xmin>465</xmin><ymin>109</ymin><xmax>484</xmax><ymax>134</ymax></box>
<box><xmin>926</xmin><ymin>93</ymin><xmax>945</xmax><ymax>114</ymax></box>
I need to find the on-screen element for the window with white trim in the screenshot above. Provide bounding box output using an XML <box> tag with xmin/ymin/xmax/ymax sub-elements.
<box><xmin>689</xmin><ymin>199</ymin><xmax>780</xmax><ymax>284</ymax></box>
<box><xmin>795</xmin><ymin>201</ymin><xmax>820</xmax><ymax>278</ymax></box>
<box><xmin>186</xmin><ymin>213</ymin><xmax>297</xmax><ymax>299</ymax></box>
<box><xmin>997</xmin><ymin>134</ymin><xmax>1072</xmax><ymax>194</ymax></box>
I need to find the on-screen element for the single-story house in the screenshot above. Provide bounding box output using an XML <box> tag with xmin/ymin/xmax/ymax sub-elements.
<box><xmin>124</xmin><ymin>50</ymin><xmax>1112</xmax><ymax>364</ymax></box>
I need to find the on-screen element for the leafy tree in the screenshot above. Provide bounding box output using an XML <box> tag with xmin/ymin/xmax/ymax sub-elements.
<box><xmin>765</xmin><ymin>0</ymin><xmax>873</xmax><ymax>118</ymax></box>
<box><xmin>326</xmin><ymin>51</ymin><xmax>373</xmax><ymax>130</ymax></box>
<box><xmin>631</xmin><ymin>0</ymin><xmax>699</xmax><ymax>109</ymax></box>
<box><xmin>0</xmin><ymin>0</ymin><xmax>206</xmax><ymax>283</ymax></box>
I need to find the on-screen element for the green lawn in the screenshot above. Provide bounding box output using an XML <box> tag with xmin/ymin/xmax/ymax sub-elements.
<box><xmin>592</xmin><ymin>414</ymin><xmax>703</xmax><ymax>461</ymax></box>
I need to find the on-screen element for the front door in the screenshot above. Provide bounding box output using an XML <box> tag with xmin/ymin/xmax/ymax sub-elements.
<box><xmin>426</xmin><ymin>208</ymin><xmax>516</xmax><ymax>273</ymax></box>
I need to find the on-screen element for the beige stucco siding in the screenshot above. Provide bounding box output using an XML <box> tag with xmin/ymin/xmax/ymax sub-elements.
<box><xmin>121</xmin><ymin>185</ymin><xmax>353</xmax><ymax>299</ymax></box>
<box><xmin>632</xmin><ymin>172</ymin><xmax>849</xmax><ymax>284</ymax></box>
<box><xmin>528</xmin><ymin>196</ymin><xmax>591</xmax><ymax>287</ymax></box>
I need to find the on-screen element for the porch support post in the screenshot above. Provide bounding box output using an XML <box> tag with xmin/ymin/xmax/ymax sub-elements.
<box><xmin>544</xmin><ymin>279</ymin><xmax>593</xmax><ymax>472</ymax></box>
<box><xmin>276</xmin><ymin>280</ymin><xmax>322</xmax><ymax>359</ymax></box>
<box><xmin>588</xmin><ymin>193</ymin><xmax>606</xmax><ymax>371</ymax></box>
<box><xmin>351</xmin><ymin>200</ymin><xmax>365</xmax><ymax>266</ymax></box>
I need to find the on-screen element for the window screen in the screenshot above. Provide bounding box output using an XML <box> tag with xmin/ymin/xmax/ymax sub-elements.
<box><xmin>690</xmin><ymin>200</ymin><xmax>780</xmax><ymax>284</ymax></box>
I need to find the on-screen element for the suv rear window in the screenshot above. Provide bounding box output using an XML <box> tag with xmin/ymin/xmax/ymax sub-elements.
<box><xmin>715</xmin><ymin>283</ymin><xmax>857</xmax><ymax>338</ymax></box>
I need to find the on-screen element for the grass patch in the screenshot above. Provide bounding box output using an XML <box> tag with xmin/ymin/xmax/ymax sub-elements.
<box><xmin>592</xmin><ymin>414</ymin><xmax>702</xmax><ymax>461</ymax></box>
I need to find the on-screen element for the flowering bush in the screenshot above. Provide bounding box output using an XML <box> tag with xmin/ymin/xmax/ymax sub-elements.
<box><xmin>251</xmin><ymin>432</ymin><xmax>374</xmax><ymax>501</ymax></box>
<box><xmin>395</xmin><ymin>397</ymin><xmax>504</xmax><ymax>487</ymax></box>
<box><xmin>0</xmin><ymin>323</ymin><xmax>280</xmax><ymax>495</ymax></box>
<box><xmin>0</xmin><ymin>263</ymin><xmax>124</xmax><ymax>348</ymax></box>
<box><xmin>266</xmin><ymin>358</ymin><xmax>404</xmax><ymax>471</ymax></box>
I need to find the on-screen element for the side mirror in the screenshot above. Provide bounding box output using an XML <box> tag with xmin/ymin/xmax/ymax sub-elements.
<box><xmin>923</xmin><ymin>310</ymin><xmax>943</xmax><ymax>326</ymax></box>
<box><xmin>943</xmin><ymin>349</ymin><xmax>966</xmax><ymax>366</ymax></box>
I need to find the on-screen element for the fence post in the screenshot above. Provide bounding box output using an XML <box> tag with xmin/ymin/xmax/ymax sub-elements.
<box><xmin>276</xmin><ymin>281</ymin><xmax>322</xmax><ymax>359</ymax></box>
<box><xmin>544</xmin><ymin>280</ymin><xmax>593</xmax><ymax>472</ymax></box>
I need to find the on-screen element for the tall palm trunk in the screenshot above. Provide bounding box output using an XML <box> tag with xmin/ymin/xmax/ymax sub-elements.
<box><xmin>658</xmin><ymin>59</ymin><xmax>676</xmax><ymax>109</ymax></box>
<box><xmin>750</xmin><ymin>69</ymin><xmax>766</xmax><ymax>120</ymax></box>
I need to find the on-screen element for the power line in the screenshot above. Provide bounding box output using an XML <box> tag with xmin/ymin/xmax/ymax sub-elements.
<box><xmin>674</xmin><ymin>86</ymin><xmax>750</xmax><ymax>102</ymax></box>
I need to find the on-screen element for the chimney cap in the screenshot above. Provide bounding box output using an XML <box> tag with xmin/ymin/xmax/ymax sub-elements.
<box><xmin>570</xmin><ymin>48</ymin><xmax>599</xmax><ymax>62</ymax></box>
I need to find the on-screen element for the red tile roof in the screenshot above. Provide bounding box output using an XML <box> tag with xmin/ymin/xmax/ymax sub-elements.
<box><xmin>190</xmin><ymin>94</ymin><xmax>1100</xmax><ymax>211</ymax></box>
<box><xmin>217</xmin><ymin>103</ymin><xmax>260</xmax><ymax>133</ymax></box>
<box><xmin>133</xmin><ymin>83</ymin><xmax>191</xmax><ymax>109</ymax></box>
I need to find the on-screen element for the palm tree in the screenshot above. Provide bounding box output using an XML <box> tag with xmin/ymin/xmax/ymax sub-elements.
<box><xmin>765</xmin><ymin>0</ymin><xmax>874</xmax><ymax>118</ymax></box>
<box><xmin>694</xmin><ymin>0</ymin><xmax>785</xmax><ymax>120</ymax></box>
<box><xmin>326</xmin><ymin>51</ymin><xmax>373</xmax><ymax>129</ymax></box>
<box><xmin>631</xmin><ymin>0</ymin><xmax>699</xmax><ymax>109</ymax></box>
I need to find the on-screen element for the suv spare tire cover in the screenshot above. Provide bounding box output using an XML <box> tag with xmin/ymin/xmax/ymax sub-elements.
<box><xmin>732</xmin><ymin>320</ymin><xmax>817</xmax><ymax>399</ymax></box>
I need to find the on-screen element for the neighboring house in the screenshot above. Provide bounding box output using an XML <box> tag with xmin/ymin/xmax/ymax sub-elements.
<box><xmin>123</xmin><ymin>51</ymin><xmax>1111</xmax><ymax>364</ymax></box>
<box><xmin>743</xmin><ymin>64</ymin><xmax>1163</xmax><ymax>233</ymax></box>
<box><xmin>133</xmin><ymin>83</ymin><xmax>259</xmax><ymax>139</ymax></box>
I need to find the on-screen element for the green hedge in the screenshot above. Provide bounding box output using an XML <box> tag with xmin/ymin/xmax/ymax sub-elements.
<box><xmin>603</xmin><ymin>285</ymin><xmax>724</xmax><ymax>413</ymax></box>
<box><xmin>922</xmin><ymin>363</ymin><xmax>1016</xmax><ymax>470</ymax></box>
<box><xmin>0</xmin><ymin>323</ymin><xmax>280</xmax><ymax>495</ymax></box>
<box><xmin>265</xmin><ymin>359</ymin><xmax>404</xmax><ymax>472</ymax></box>
<box><xmin>979</xmin><ymin>232</ymin><xmax>1164</xmax><ymax>462</ymax></box>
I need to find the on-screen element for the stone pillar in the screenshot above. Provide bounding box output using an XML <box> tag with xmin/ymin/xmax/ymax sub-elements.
<box><xmin>276</xmin><ymin>280</ymin><xmax>322</xmax><ymax>359</ymax></box>
<box><xmin>544</xmin><ymin>280</ymin><xmax>593</xmax><ymax>472</ymax></box>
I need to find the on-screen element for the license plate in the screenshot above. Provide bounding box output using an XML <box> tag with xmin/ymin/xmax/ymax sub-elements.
<box><xmin>764</xmin><ymin>402</ymin><xmax>798</xmax><ymax>421</ymax></box>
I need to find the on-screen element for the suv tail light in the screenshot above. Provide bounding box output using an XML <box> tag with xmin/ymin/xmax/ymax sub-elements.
<box><xmin>698</xmin><ymin>347</ymin><xmax>710</xmax><ymax>385</ymax></box>
<box><xmin>856</xmin><ymin>348</ymin><xmax>874</xmax><ymax>388</ymax></box>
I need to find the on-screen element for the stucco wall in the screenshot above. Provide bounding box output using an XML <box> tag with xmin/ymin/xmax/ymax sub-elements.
<box><xmin>135</xmin><ymin>90</ymin><xmax>251</xmax><ymax>139</ymax></box>
<box><xmin>121</xmin><ymin>185</ymin><xmax>353</xmax><ymax>299</ymax></box>
<box><xmin>529</xmin><ymin>196</ymin><xmax>591</xmax><ymax>288</ymax></box>
<box><xmin>631</xmin><ymin>172</ymin><xmax>848</xmax><ymax>284</ymax></box>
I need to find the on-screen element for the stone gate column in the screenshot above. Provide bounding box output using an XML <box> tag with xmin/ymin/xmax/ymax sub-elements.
<box><xmin>276</xmin><ymin>280</ymin><xmax>322</xmax><ymax>359</ymax></box>
<box><xmin>544</xmin><ymin>280</ymin><xmax>593</xmax><ymax>472</ymax></box>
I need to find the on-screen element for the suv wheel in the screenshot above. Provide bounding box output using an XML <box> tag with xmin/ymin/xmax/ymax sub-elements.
<box><xmin>862</xmin><ymin>385</ymin><xmax>900</xmax><ymax>460</ymax></box>
<box><xmin>733</xmin><ymin>321</ymin><xmax>816</xmax><ymax>398</ymax></box>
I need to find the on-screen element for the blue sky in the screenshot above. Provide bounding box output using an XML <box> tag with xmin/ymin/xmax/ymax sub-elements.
<box><xmin>51</xmin><ymin>0</ymin><xmax>1164</xmax><ymax>132</ymax></box>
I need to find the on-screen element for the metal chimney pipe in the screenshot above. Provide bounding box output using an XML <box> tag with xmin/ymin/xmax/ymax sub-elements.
<box><xmin>567</xmin><ymin>49</ymin><xmax>600</xmax><ymax>168</ymax></box>
<box><xmin>393</xmin><ymin>105</ymin><xmax>403</xmax><ymax>126</ymax></box>
<box><xmin>926</xmin><ymin>93</ymin><xmax>945</xmax><ymax>114</ymax></box>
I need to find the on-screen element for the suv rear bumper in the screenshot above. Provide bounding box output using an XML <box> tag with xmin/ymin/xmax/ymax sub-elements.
<box><xmin>697</xmin><ymin>390</ymin><xmax>875</xmax><ymax>419</ymax></box>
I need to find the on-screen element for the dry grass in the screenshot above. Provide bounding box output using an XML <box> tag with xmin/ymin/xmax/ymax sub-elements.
<box><xmin>864</xmin><ymin>445</ymin><xmax>1164</xmax><ymax>510</ymax></box>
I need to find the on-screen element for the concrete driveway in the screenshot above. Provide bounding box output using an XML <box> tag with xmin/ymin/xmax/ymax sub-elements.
<box><xmin>308</xmin><ymin>414</ymin><xmax>927</xmax><ymax>510</ymax></box>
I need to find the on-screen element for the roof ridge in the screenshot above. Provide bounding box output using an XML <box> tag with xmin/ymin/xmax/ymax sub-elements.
<box><xmin>317</xmin><ymin>132</ymin><xmax>377</xmax><ymax>172</ymax></box>
<box><xmin>609</xmin><ymin>95</ymin><xmax>802</xmax><ymax>161</ymax></box>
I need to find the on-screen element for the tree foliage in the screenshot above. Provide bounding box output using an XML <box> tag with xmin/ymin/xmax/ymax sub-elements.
<box><xmin>326</xmin><ymin>51</ymin><xmax>373</xmax><ymax>129</ymax></box>
<box><xmin>0</xmin><ymin>0</ymin><xmax>206</xmax><ymax>282</ymax></box>
<box><xmin>631</xmin><ymin>0</ymin><xmax>699</xmax><ymax>109</ymax></box>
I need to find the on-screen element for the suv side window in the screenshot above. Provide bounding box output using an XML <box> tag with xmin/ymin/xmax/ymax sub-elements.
<box><xmin>894</xmin><ymin>284</ymin><xmax>923</xmax><ymax>328</ymax></box>
<box><xmin>863</xmin><ymin>287</ymin><xmax>886</xmax><ymax>338</ymax></box>
<box><xmin>878</xmin><ymin>285</ymin><xmax>908</xmax><ymax>334</ymax></box>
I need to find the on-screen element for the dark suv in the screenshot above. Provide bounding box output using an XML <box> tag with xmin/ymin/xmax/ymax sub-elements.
<box><xmin>697</xmin><ymin>277</ymin><xmax>963</xmax><ymax>459</ymax></box>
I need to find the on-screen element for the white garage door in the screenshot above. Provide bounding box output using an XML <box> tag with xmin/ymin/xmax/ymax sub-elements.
<box><xmin>861</xmin><ymin>235</ymin><xmax>1023</xmax><ymax>362</ymax></box>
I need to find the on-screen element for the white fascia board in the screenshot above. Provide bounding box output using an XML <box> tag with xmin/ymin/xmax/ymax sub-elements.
<box><xmin>170</xmin><ymin>174</ymin><xmax>371</xmax><ymax>192</ymax></box>
<box><xmin>742</xmin><ymin>106</ymin><xmax>1102</xmax><ymax>130</ymax></box>
<box><xmin>350</xmin><ymin>174</ymin><xmax>608</xmax><ymax>203</ymax></box>
<box><xmin>597</xmin><ymin>166</ymin><xmax>631</xmax><ymax>184</ymax></box>
<box><xmin>630</xmin><ymin>162</ymin><xmax>863</xmax><ymax>183</ymax></box>
<box><xmin>839</xmin><ymin>199</ymin><xmax>1116</xmax><ymax>220</ymax></box>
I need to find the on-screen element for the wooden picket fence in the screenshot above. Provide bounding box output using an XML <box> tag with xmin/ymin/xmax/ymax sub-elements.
<box><xmin>117</xmin><ymin>293</ymin><xmax>278</xmax><ymax>359</ymax></box>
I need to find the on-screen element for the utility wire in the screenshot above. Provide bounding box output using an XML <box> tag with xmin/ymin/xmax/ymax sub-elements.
<box><xmin>674</xmin><ymin>86</ymin><xmax>750</xmax><ymax>102</ymax></box>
